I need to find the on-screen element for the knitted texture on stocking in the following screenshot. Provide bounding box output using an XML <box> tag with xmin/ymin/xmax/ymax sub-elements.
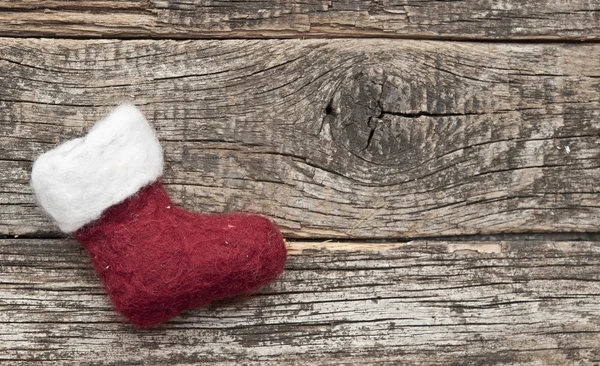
<box><xmin>76</xmin><ymin>182</ymin><xmax>287</xmax><ymax>327</ymax></box>
<box><xmin>30</xmin><ymin>104</ymin><xmax>288</xmax><ymax>327</ymax></box>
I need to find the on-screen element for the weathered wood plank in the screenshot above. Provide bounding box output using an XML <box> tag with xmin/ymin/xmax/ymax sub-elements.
<box><xmin>1</xmin><ymin>39</ymin><xmax>599</xmax><ymax>238</ymax></box>
<box><xmin>0</xmin><ymin>238</ymin><xmax>599</xmax><ymax>364</ymax></box>
<box><xmin>0</xmin><ymin>0</ymin><xmax>599</xmax><ymax>40</ymax></box>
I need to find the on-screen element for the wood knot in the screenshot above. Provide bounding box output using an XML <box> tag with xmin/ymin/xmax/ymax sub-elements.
<box><xmin>324</xmin><ymin>66</ymin><xmax>425</xmax><ymax>166</ymax></box>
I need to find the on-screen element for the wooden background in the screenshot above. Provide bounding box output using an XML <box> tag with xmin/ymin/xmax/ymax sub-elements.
<box><xmin>1</xmin><ymin>1</ymin><xmax>599</xmax><ymax>364</ymax></box>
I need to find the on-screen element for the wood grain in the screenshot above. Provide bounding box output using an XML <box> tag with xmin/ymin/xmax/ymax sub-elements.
<box><xmin>1</xmin><ymin>238</ymin><xmax>599</xmax><ymax>365</ymax></box>
<box><xmin>0</xmin><ymin>0</ymin><xmax>599</xmax><ymax>40</ymax></box>
<box><xmin>1</xmin><ymin>38</ymin><xmax>599</xmax><ymax>238</ymax></box>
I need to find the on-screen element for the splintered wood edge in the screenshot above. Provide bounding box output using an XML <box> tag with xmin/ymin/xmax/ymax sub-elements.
<box><xmin>285</xmin><ymin>240</ymin><xmax>408</xmax><ymax>254</ymax></box>
<box><xmin>285</xmin><ymin>240</ymin><xmax>594</xmax><ymax>254</ymax></box>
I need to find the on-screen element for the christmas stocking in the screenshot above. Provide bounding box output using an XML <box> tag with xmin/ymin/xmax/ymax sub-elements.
<box><xmin>30</xmin><ymin>104</ymin><xmax>287</xmax><ymax>327</ymax></box>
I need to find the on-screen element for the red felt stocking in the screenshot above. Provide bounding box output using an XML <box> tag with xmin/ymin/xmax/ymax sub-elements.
<box><xmin>31</xmin><ymin>104</ymin><xmax>287</xmax><ymax>327</ymax></box>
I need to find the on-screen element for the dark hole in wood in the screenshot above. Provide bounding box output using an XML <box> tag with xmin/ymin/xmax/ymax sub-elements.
<box><xmin>325</xmin><ymin>99</ymin><xmax>333</xmax><ymax>115</ymax></box>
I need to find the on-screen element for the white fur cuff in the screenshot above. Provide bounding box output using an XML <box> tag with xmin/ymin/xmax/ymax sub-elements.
<box><xmin>31</xmin><ymin>104</ymin><xmax>164</xmax><ymax>233</ymax></box>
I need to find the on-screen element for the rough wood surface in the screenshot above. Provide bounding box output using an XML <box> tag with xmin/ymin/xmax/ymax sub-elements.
<box><xmin>2</xmin><ymin>2</ymin><xmax>599</xmax><ymax>365</ymax></box>
<box><xmin>0</xmin><ymin>238</ymin><xmax>599</xmax><ymax>365</ymax></box>
<box><xmin>1</xmin><ymin>38</ymin><xmax>599</xmax><ymax>238</ymax></box>
<box><xmin>0</xmin><ymin>0</ymin><xmax>599</xmax><ymax>40</ymax></box>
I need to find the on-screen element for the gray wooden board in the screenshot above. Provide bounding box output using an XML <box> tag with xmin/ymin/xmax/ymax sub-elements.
<box><xmin>1</xmin><ymin>38</ymin><xmax>599</xmax><ymax>238</ymax></box>
<box><xmin>0</xmin><ymin>0</ymin><xmax>599</xmax><ymax>40</ymax></box>
<box><xmin>0</xmin><ymin>239</ymin><xmax>599</xmax><ymax>365</ymax></box>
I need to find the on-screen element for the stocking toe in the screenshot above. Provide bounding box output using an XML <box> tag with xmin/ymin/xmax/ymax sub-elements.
<box><xmin>218</xmin><ymin>214</ymin><xmax>287</xmax><ymax>294</ymax></box>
